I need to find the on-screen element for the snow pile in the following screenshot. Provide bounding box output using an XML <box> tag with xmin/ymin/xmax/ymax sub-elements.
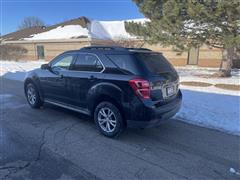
<box><xmin>90</xmin><ymin>18</ymin><xmax>147</xmax><ymax>40</ymax></box>
<box><xmin>229</xmin><ymin>168</ymin><xmax>240</xmax><ymax>176</ymax></box>
<box><xmin>180</xmin><ymin>85</ymin><xmax>240</xmax><ymax>96</ymax></box>
<box><xmin>24</xmin><ymin>25</ymin><xmax>89</xmax><ymax>40</ymax></box>
<box><xmin>176</xmin><ymin>90</ymin><xmax>240</xmax><ymax>136</ymax></box>
<box><xmin>0</xmin><ymin>60</ymin><xmax>45</xmax><ymax>81</ymax></box>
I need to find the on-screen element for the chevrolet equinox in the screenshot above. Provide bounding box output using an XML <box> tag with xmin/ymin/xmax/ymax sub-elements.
<box><xmin>24</xmin><ymin>46</ymin><xmax>182</xmax><ymax>137</ymax></box>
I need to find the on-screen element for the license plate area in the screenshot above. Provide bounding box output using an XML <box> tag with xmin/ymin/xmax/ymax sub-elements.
<box><xmin>162</xmin><ymin>82</ymin><xmax>178</xmax><ymax>99</ymax></box>
<box><xmin>166</xmin><ymin>86</ymin><xmax>175</xmax><ymax>96</ymax></box>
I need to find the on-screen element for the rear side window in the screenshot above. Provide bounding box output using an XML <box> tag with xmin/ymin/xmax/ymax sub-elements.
<box><xmin>73</xmin><ymin>54</ymin><xmax>103</xmax><ymax>72</ymax></box>
<box><xmin>135</xmin><ymin>53</ymin><xmax>175</xmax><ymax>74</ymax></box>
<box><xmin>106</xmin><ymin>54</ymin><xmax>140</xmax><ymax>75</ymax></box>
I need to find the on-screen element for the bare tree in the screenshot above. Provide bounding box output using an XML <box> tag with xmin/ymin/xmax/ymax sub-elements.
<box><xmin>0</xmin><ymin>33</ymin><xmax>2</xmax><ymax>44</ymax></box>
<box><xmin>18</xmin><ymin>16</ymin><xmax>45</xmax><ymax>30</ymax></box>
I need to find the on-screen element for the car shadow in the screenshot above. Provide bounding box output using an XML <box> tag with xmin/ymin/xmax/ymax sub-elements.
<box><xmin>43</xmin><ymin>101</ymin><xmax>174</xmax><ymax>139</ymax></box>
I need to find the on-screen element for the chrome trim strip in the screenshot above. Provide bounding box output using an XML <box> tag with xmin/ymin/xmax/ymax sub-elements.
<box><xmin>49</xmin><ymin>52</ymin><xmax>105</xmax><ymax>74</ymax></box>
<box><xmin>45</xmin><ymin>99</ymin><xmax>90</xmax><ymax>115</ymax></box>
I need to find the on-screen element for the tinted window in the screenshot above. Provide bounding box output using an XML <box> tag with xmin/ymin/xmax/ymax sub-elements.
<box><xmin>135</xmin><ymin>53</ymin><xmax>175</xmax><ymax>74</ymax></box>
<box><xmin>51</xmin><ymin>54</ymin><xmax>74</xmax><ymax>70</ymax></box>
<box><xmin>106</xmin><ymin>55</ymin><xmax>140</xmax><ymax>75</ymax></box>
<box><xmin>73</xmin><ymin>54</ymin><xmax>103</xmax><ymax>72</ymax></box>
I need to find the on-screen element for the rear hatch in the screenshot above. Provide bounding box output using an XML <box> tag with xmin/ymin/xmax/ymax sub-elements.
<box><xmin>135</xmin><ymin>52</ymin><xmax>179</xmax><ymax>101</ymax></box>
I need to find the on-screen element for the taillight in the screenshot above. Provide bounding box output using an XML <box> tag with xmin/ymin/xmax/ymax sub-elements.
<box><xmin>129</xmin><ymin>79</ymin><xmax>150</xmax><ymax>99</ymax></box>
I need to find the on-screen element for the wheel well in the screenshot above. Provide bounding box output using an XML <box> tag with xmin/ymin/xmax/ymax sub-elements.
<box><xmin>91</xmin><ymin>95</ymin><xmax>126</xmax><ymax>124</ymax></box>
<box><xmin>24</xmin><ymin>79</ymin><xmax>34</xmax><ymax>93</ymax></box>
<box><xmin>24</xmin><ymin>79</ymin><xmax>43</xmax><ymax>100</ymax></box>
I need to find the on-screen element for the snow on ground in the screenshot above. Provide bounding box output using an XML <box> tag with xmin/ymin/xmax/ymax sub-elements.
<box><xmin>0</xmin><ymin>60</ymin><xmax>239</xmax><ymax>135</ymax></box>
<box><xmin>0</xmin><ymin>60</ymin><xmax>45</xmax><ymax>81</ymax></box>
<box><xmin>177</xmin><ymin>66</ymin><xmax>240</xmax><ymax>84</ymax></box>
<box><xmin>176</xmin><ymin>66</ymin><xmax>240</xmax><ymax>96</ymax></box>
<box><xmin>180</xmin><ymin>85</ymin><xmax>239</xmax><ymax>96</ymax></box>
<box><xmin>90</xmin><ymin>18</ymin><xmax>147</xmax><ymax>39</ymax></box>
<box><xmin>176</xmin><ymin>90</ymin><xmax>240</xmax><ymax>136</ymax></box>
<box><xmin>24</xmin><ymin>25</ymin><xmax>89</xmax><ymax>40</ymax></box>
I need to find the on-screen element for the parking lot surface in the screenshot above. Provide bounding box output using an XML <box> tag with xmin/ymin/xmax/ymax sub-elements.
<box><xmin>0</xmin><ymin>78</ymin><xmax>239</xmax><ymax>180</ymax></box>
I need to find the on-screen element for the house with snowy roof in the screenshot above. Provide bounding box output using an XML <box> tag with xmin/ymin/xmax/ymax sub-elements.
<box><xmin>1</xmin><ymin>16</ymin><xmax>230</xmax><ymax>68</ymax></box>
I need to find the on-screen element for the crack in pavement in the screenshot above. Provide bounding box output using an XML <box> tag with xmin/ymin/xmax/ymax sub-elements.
<box><xmin>130</xmin><ymin>131</ymin><xmax>229</xmax><ymax>180</ymax></box>
<box><xmin>62</xmin><ymin>122</ymin><xmax>80</xmax><ymax>145</ymax></box>
<box><xmin>1</xmin><ymin>161</ymin><xmax>31</xmax><ymax>180</ymax></box>
<box><xmin>53</xmin><ymin>122</ymin><xmax>79</xmax><ymax>151</ymax></box>
<box><xmin>0</xmin><ymin>124</ymin><xmax>52</xmax><ymax>180</ymax></box>
<box><xmin>134</xmin><ymin>167</ymin><xmax>146</xmax><ymax>179</ymax></box>
<box><xmin>0</xmin><ymin>119</ymin><xmax>101</xmax><ymax>180</ymax></box>
<box><xmin>99</xmin><ymin>138</ymin><xmax>191</xmax><ymax>180</ymax></box>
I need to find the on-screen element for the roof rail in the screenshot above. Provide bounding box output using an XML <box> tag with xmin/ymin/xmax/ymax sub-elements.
<box><xmin>81</xmin><ymin>46</ymin><xmax>125</xmax><ymax>51</ymax></box>
<box><xmin>80</xmin><ymin>46</ymin><xmax>152</xmax><ymax>52</ymax></box>
<box><xmin>127</xmin><ymin>48</ymin><xmax>152</xmax><ymax>51</ymax></box>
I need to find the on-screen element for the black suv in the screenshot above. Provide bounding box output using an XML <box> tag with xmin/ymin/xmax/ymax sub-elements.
<box><xmin>24</xmin><ymin>46</ymin><xmax>182</xmax><ymax>137</ymax></box>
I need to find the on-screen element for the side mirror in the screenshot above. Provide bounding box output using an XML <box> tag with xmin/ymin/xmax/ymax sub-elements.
<box><xmin>41</xmin><ymin>64</ymin><xmax>50</xmax><ymax>70</ymax></box>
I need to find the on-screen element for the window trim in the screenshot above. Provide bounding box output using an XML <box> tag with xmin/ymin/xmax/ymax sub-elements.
<box><xmin>72</xmin><ymin>52</ymin><xmax>105</xmax><ymax>73</ymax></box>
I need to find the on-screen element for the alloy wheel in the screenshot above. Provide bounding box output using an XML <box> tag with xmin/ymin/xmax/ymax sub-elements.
<box><xmin>27</xmin><ymin>86</ymin><xmax>36</xmax><ymax>105</ymax></box>
<box><xmin>97</xmin><ymin>107</ymin><xmax>117</xmax><ymax>133</ymax></box>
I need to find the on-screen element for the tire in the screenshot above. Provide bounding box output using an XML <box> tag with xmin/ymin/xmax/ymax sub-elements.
<box><xmin>94</xmin><ymin>101</ymin><xmax>125</xmax><ymax>137</ymax></box>
<box><xmin>25</xmin><ymin>83</ymin><xmax>43</xmax><ymax>109</ymax></box>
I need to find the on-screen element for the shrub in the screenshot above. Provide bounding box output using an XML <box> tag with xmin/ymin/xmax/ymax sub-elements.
<box><xmin>0</xmin><ymin>45</ymin><xmax>28</xmax><ymax>60</ymax></box>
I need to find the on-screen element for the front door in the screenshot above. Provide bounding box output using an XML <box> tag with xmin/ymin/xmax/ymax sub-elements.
<box><xmin>40</xmin><ymin>53</ymin><xmax>76</xmax><ymax>103</ymax></box>
<box><xmin>188</xmin><ymin>47</ymin><xmax>199</xmax><ymax>65</ymax></box>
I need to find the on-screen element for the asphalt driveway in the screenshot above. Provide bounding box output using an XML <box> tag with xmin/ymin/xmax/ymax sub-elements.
<box><xmin>0</xmin><ymin>78</ymin><xmax>239</xmax><ymax>180</ymax></box>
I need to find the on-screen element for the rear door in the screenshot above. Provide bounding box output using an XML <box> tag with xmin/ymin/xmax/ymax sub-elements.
<box><xmin>67</xmin><ymin>53</ymin><xmax>105</xmax><ymax>108</ymax></box>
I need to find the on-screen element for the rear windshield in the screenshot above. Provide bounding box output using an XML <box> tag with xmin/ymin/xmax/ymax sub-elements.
<box><xmin>135</xmin><ymin>53</ymin><xmax>175</xmax><ymax>74</ymax></box>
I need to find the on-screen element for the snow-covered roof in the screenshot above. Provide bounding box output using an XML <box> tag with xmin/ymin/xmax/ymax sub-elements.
<box><xmin>24</xmin><ymin>25</ymin><xmax>89</xmax><ymax>40</ymax></box>
<box><xmin>24</xmin><ymin>18</ymin><xmax>148</xmax><ymax>41</ymax></box>
<box><xmin>90</xmin><ymin>18</ymin><xmax>147</xmax><ymax>40</ymax></box>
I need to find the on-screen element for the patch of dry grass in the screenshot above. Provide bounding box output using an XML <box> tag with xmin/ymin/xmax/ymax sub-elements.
<box><xmin>215</xmin><ymin>84</ymin><xmax>240</xmax><ymax>91</ymax></box>
<box><xmin>181</xmin><ymin>81</ymin><xmax>240</xmax><ymax>91</ymax></box>
<box><xmin>181</xmin><ymin>81</ymin><xmax>213</xmax><ymax>87</ymax></box>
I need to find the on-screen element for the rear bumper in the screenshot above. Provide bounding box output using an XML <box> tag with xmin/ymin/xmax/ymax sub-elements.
<box><xmin>127</xmin><ymin>91</ymin><xmax>182</xmax><ymax>128</ymax></box>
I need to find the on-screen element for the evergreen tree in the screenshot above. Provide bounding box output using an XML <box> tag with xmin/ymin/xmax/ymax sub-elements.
<box><xmin>126</xmin><ymin>0</ymin><xmax>240</xmax><ymax>76</ymax></box>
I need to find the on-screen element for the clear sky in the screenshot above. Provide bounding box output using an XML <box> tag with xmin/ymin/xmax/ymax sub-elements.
<box><xmin>1</xmin><ymin>0</ymin><xmax>144</xmax><ymax>35</ymax></box>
